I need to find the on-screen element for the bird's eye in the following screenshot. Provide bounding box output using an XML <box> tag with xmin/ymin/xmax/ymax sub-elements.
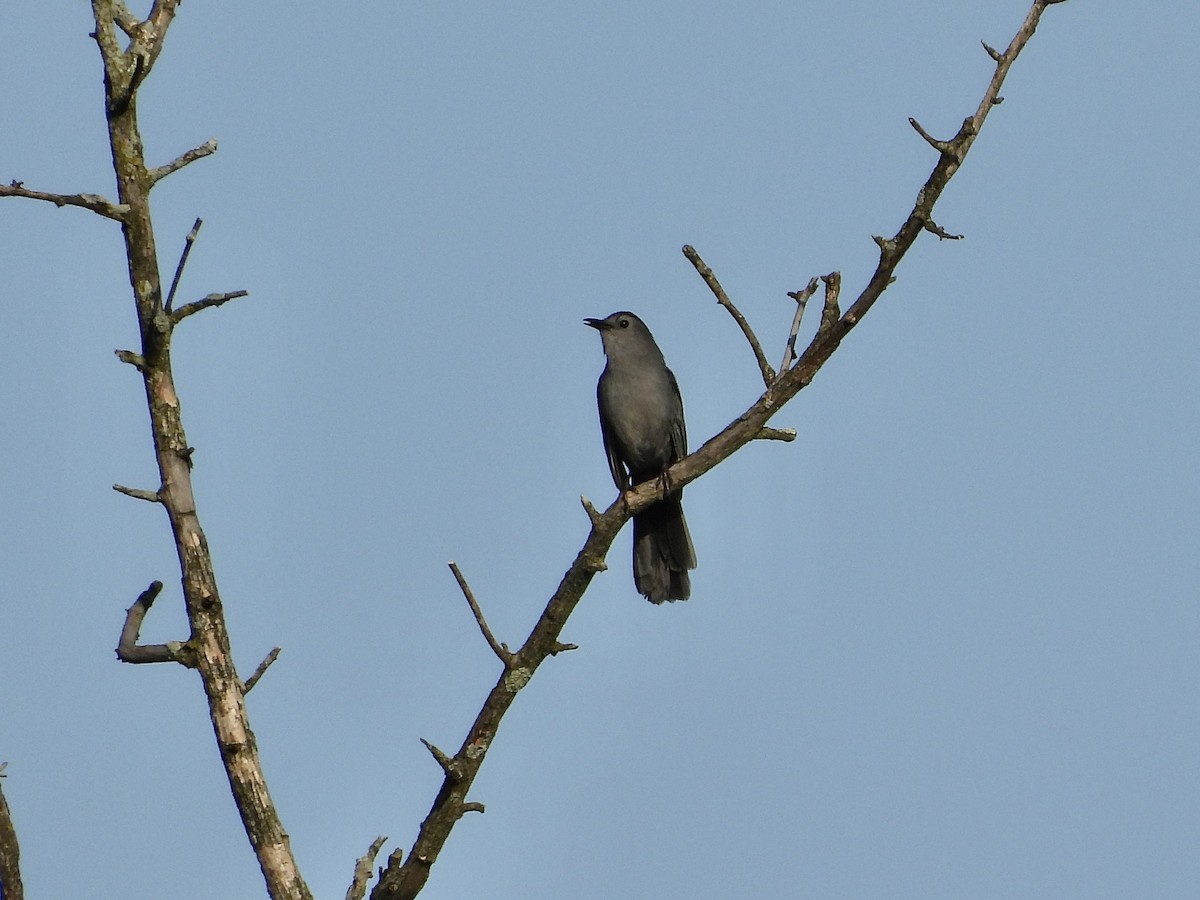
<box><xmin>619</xmin><ymin>318</ymin><xmax>630</xmax><ymax>328</ymax></box>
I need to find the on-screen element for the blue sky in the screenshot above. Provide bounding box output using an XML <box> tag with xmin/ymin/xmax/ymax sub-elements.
<box><xmin>3</xmin><ymin>2</ymin><xmax>1198</xmax><ymax>898</ymax></box>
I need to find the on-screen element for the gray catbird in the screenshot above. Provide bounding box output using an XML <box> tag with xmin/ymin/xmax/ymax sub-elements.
<box><xmin>585</xmin><ymin>311</ymin><xmax>697</xmax><ymax>603</ymax></box>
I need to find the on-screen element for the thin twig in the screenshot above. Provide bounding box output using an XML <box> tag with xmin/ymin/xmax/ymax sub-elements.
<box><xmin>115</xmin><ymin>581</ymin><xmax>194</xmax><ymax>665</ymax></box>
<box><xmin>780</xmin><ymin>277</ymin><xmax>820</xmax><ymax>374</ymax></box>
<box><xmin>114</xmin><ymin>349</ymin><xmax>147</xmax><ymax>371</ymax></box>
<box><xmin>448</xmin><ymin>561</ymin><xmax>512</xmax><ymax>666</ymax></box>
<box><xmin>242</xmin><ymin>647</ymin><xmax>282</xmax><ymax>695</ymax></box>
<box><xmin>165</xmin><ymin>218</ymin><xmax>202</xmax><ymax>312</ymax></box>
<box><xmin>170</xmin><ymin>290</ymin><xmax>250</xmax><ymax>324</ymax></box>
<box><xmin>113</xmin><ymin>483</ymin><xmax>162</xmax><ymax>503</ymax></box>
<box><xmin>754</xmin><ymin>427</ymin><xmax>797</xmax><ymax>443</ymax></box>
<box><xmin>419</xmin><ymin>739</ymin><xmax>459</xmax><ymax>779</ymax></box>
<box><xmin>908</xmin><ymin>117</ymin><xmax>954</xmax><ymax>155</ymax></box>
<box><xmin>345</xmin><ymin>836</ymin><xmax>388</xmax><ymax>900</ymax></box>
<box><xmin>580</xmin><ymin>495</ymin><xmax>602</xmax><ymax>526</ymax></box>
<box><xmin>682</xmin><ymin>244</ymin><xmax>776</xmax><ymax>387</ymax></box>
<box><xmin>0</xmin><ymin>180</ymin><xmax>128</xmax><ymax>220</ymax></box>
<box><xmin>150</xmin><ymin>139</ymin><xmax>218</xmax><ymax>185</ymax></box>
<box><xmin>922</xmin><ymin>219</ymin><xmax>963</xmax><ymax>241</ymax></box>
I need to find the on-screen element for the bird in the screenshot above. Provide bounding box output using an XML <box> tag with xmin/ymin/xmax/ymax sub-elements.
<box><xmin>585</xmin><ymin>311</ymin><xmax>697</xmax><ymax>603</ymax></box>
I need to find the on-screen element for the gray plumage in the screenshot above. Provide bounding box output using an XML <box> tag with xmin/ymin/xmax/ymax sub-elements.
<box><xmin>585</xmin><ymin>311</ymin><xmax>697</xmax><ymax>603</ymax></box>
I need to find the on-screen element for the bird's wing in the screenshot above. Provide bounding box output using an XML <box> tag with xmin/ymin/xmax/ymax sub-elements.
<box><xmin>667</xmin><ymin>368</ymin><xmax>687</xmax><ymax>463</ymax></box>
<box><xmin>598</xmin><ymin>380</ymin><xmax>630</xmax><ymax>491</ymax></box>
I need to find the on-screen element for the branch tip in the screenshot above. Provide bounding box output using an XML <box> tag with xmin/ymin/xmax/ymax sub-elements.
<box><xmin>922</xmin><ymin>219</ymin><xmax>964</xmax><ymax>241</ymax></box>
<box><xmin>754</xmin><ymin>427</ymin><xmax>797</xmax><ymax>443</ymax></box>
<box><xmin>780</xmin><ymin>276</ymin><xmax>821</xmax><ymax>373</ymax></box>
<box><xmin>150</xmin><ymin>138</ymin><xmax>218</xmax><ymax>184</ymax></box>
<box><xmin>908</xmin><ymin>117</ymin><xmax>954</xmax><ymax>155</ymax></box>
<box><xmin>420</xmin><ymin>739</ymin><xmax>460</xmax><ymax>780</ymax></box>
<box><xmin>345</xmin><ymin>835</ymin><xmax>388</xmax><ymax>900</ymax></box>
<box><xmin>242</xmin><ymin>647</ymin><xmax>282</xmax><ymax>695</ymax></box>
<box><xmin>581</xmin><ymin>495</ymin><xmax>602</xmax><ymax>525</ymax></box>
<box><xmin>113</xmin><ymin>483</ymin><xmax>162</xmax><ymax>503</ymax></box>
<box><xmin>114</xmin><ymin>348</ymin><xmax>147</xmax><ymax>371</ymax></box>
<box><xmin>164</xmin><ymin>217</ymin><xmax>203</xmax><ymax>313</ymax></box>
<box><xmin>170</xmin><ymin>290</ymin><xmax>250</xmax><ymax>324</ymax></box>
<box><xmin>116</xmin><ymin>581</ymin><xmax>192</xmax><ymax>665</ymax></box>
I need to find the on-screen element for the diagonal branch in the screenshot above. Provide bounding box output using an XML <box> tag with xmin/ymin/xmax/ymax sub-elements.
<box><xmin>370</xmin><ymin>4</ymin><xmax>1065</xmax><ymax>897</ymax></box>
<box><xmin>112</xmin><ymin>0</ymin><xmax>139</xmax><ymax>37</ymax></box>
<box><xmin>0</xmin><ymin>180</ymin><xmax>128</xmax><ymax>220</ymax></box>
<box><xmin>839</xmin><ymin>0</ymin><xmax>1052</xmax><ymax>333</ymax></box>
<box><xmin>346</xmin><ymin>837</ymin><xmax>388</xmax><ymax>900</ymax></box>
<box><xmin>682</xmin><ymin>244</ymin><xmax>776</xmax><ymax>387</ymax></box>
<box><xmin>242</xmin><ymin>647</ymin><xmax>282</xmax><ymax>695</ymax></box>
<box><xmin>150</xmin><ymin>139</ymin><xmax>218</xmax><ymax>185</ymax></box>
<box><xmin>165</xmin><ymin>218</ymin><xmax>203</xmax><ymax>313</ymax></box>
<box><xmin>780</xmin><ymin>277</ymin><xmax>820</xmax><ymax>373</ymax></box>
<box><xmin>88</xmin><ymin>1</ymin><xmax>312</xmax><ymax>896</ymax></box>
<box><xmin>449</xmin><ymin>562</ymin><xmax>512</xmax><ymax>667</ymax></box>
<box><xmin>169</xmin><ymin>290</ymin><xmax>250</xmax><ymax>324</ymax></box>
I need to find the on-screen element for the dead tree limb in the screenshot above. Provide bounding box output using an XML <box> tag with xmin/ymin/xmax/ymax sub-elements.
<box><xmin>369</xmin><ymin>3</ymin><xmax>1067</xmax><ymax>897</ymax></box>
<box><xmin>0</xmin><ymin>180</ymin><xmax>128</xmax><ymax>220</ymax></box>
<box><xmin>94</xmin><ymin>3</ymin><xmax>311</xmax><ymax>898</ymax></box>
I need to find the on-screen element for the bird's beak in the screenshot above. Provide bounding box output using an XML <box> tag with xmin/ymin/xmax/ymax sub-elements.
<box><xmin>584</xmin><ymin>317</ymin><xmax>609</xmax><ymax>330</ymax></box>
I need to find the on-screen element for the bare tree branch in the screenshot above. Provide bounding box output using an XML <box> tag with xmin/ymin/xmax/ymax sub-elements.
<box><xmin>170</xmin><ymin>290</ymin><xmax>250</xmax><ymax>324</ymax></box>
<box><xmin>369</xmin><ymin>4</ymin><xmax>1065</xmax><ymax>897</ymax></box>
<box><xmin>165</xmin><ymin>218</ymin><xmax>203</xmax><ymax>312</ymax></box>
<box><xmin>909</xmin><ymin>116</ymin><xmax>956</xmax><ymax>155</ymax></box>
<box><xmin>88</xmin><ymin>1</ymin><xmax>313</xmax><ymax>896</ymax></box>
<box><xmin>682</xmin><ymin>244</ymin><xmax>776</xmax><ymax>387</ymax></box>
<box><xmin>754</xmin><ymin>427</ymin><xmax>797</xmax><ymax>443</ymax></box>
<box><xmin>346</xmin><ymin>837</ymin><xmax>388</xmax><ymax>900</ymax></box>
<box><xmin>114</xmin><ymin>349</ymin><xmax>148</xmax><ymax>371</ymax></box>
<box><xmin>449</xmin><ymin>562</ymin><xmax>512</xmax><ymax>667</ymax></box>
<box><xmin>419</xmin><ymin>739</ymin><xmax>460</xmax><ymax>780</ymax></box>
<box><xmin>0</xmin><ymin>180</ymin><xmax>128</xmax><ymax>220</ymax></box>
<box><xmin>150</xmin><ymin>139</ymin><xmax>218</xmax><ymax>185</ymax></box>
<box><xmin>115</xmin><ymin>581</ymin><xmax>196</xmax><ymax>665</ymax></box>
<box><xmin>580</xmin><ymin>495</ymin><xmax>603</xmax><ymax>526</ymax></box>
<box><xmin>922</xmin><ymin>218</ymin><xmax>964</xmax><ymax>241</ymax></box>
<box><xmin>0</xmin><ymin>763</ymin><xmax>23</xmax><ymax>900</ymax></box>
<box><xmin>780</xmin><ymin>277</ymin><xmax>820</xmax><ymax>373</ymax></box>
<box><xmin>242</xmin><ymin>647</ymin><xmax>282</xmax><ymax>695</ymax></box>
<box><xmin>113</xmin><ymin>483</ymin><xmax>162</xmax><ymax>503</ymax></box>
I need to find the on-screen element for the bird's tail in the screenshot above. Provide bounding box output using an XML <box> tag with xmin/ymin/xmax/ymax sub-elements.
<box><xmin>633</xmin><ymin>494</ymin><xmax>697</xmax><ymax>603</ymax></box>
